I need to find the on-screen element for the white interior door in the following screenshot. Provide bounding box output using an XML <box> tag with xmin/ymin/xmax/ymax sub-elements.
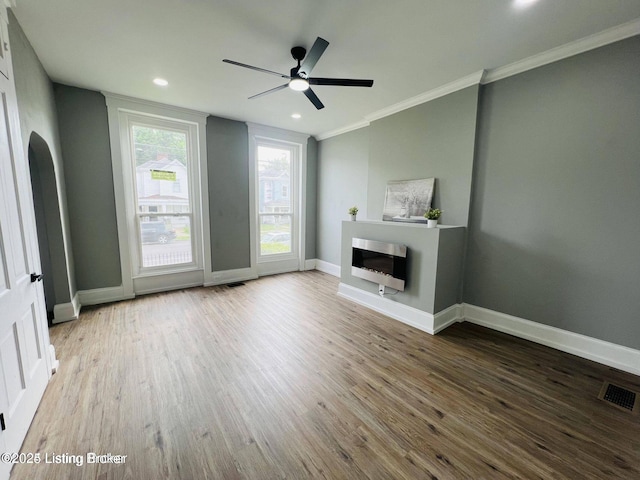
<box><xmin>0</xmin><ymin>67</ymin><xmax>50</xmax><ymax>478</ymax></box>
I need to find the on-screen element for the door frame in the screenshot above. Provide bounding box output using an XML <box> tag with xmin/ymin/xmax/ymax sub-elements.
<box><xmin>247</xmin><ymin>123</ymin><xmax>308</xmax><ymax>277</ymax></box>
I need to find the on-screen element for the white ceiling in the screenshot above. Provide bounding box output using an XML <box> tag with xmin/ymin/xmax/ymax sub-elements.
<box><xmin>11</xmin><ymin>0</ymin><xmax>640</xmax><ymax>138</ymax></box>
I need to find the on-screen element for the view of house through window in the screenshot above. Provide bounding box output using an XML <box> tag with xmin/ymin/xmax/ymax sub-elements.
<box><xmin>258</xmin><ymin>145</ymin><xmax>293</xmax><ymax>256</ymax></box>
<box><xmin>132</xmin><ymin>124</ymin><xmax>193</xmax><ymax>267</ymax></box>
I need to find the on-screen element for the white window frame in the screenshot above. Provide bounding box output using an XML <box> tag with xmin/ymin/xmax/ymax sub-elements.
<box><xmin>247</xmin><ymin>123</ymin><xmax>308</xmax><ymax>277</ymax></box>
<box><xmin>105</xmin><ymin>94</ymin><xmax>211</xmax><ymax>295</ymax></box>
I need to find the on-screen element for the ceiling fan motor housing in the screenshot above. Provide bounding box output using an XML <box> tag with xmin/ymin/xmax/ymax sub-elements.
<box><xmin>291</xmin><ymin>46</ymin><xmax>307</xmax><ymax>62</ymax></box>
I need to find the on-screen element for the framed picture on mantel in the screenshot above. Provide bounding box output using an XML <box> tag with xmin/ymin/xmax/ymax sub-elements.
<box><xmin>382</xmin><ymin>177</ymin><xmax>435</xmax><ymax>222</ymax></box>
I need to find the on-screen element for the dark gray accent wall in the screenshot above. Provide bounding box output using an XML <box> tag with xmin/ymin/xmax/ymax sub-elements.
<box><xmin>367</xmin><ymin>86</ymin><xmax>480</xmax><ymax>226</ymax></box>
<box><xmin>305</xmin><ymin>137</ymin><xmax>318</xmax><ymax>260</ymax></box>
<box><xmin>54</xmin><ymin>84</ymin><xmax>121</xmax><ymax>290</ymax></box>
<box><xmin>464</xmin><ymin>36</ymin><xmax>640</xmax><ymax>349</ymax></box>
<box><xmin>206</xmin><ymin>116</ymin><xmax>251</xmax><ymax>271</ymax></box>
<box><xmin>317</xmin><ymin>127</ymin><xmax>370</xmax><ymax>266</ymax></box>
<box><xmin>9</xmin><ymin>11</ymin><xmax>75</xmax><ymax>301</ymax></box>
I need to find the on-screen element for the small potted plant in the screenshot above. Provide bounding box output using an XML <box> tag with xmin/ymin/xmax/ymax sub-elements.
<box><xmin>424</xmin><ymin>208</ymin><xmax>442</xmax><ymax>228</ymax></box>
<box><xmin>348</xmin><ymin>206</ymin><xmax>359</xmax><ymax>221</ymax></box>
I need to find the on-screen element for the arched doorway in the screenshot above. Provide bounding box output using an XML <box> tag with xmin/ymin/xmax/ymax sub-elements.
<box><xmin>28</xmin><ymin>132</ymin><xmax>71</xmax><ymax>321</ymax></box>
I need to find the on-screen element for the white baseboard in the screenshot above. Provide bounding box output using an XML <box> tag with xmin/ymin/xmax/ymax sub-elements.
<box><xmin>334</xmin><ymin>284</ymin><xmax>640</xmax><ymax>375</ymax></box>
<box><xmin>315</xmin><ymin>259</ymin><xmax>340</xmax><ymax>277</ymax></box>
<box><xmin>204</xmin><ymin>267</ymin><xmax>258</xmax><ymax>287</ymax></box>
<box><xmin>52</xmin><ymin>293</ymin><xmax>81</xmax><ymax>324</ymax></box>
<box><xmin>49</xmin><ymin>344</ymin><xmax>59</xmax><ymax>374</ymax></box>
<box><xmin>337</xmin><ymin>283</ymin><xmax>463</xmax><ymax>335</ymax></box>
<box><xmin>77</xmin><ymin>285</ymin><xmax>134</xmax><ymax>306</ymax></box>
<box><xmin>463</xmin><ymin>304</ymin><xmax>640</xmax><ymax>376</ymax></box>
<box><xmin>303</xmin><ymin>259</ymin><xmax>316</xmax><ymax>271</ymax></box>
<box><xmin>434</xmin><ymin>304</ymin><xmax>463</xmax><ymax>334</ymax></box>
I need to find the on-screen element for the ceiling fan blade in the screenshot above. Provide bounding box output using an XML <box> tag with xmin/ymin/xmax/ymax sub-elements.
<box><xmin>248</xmin><ymin>84</ymin><xmax>289</xmax><ymax>99</ymax></box>
<box><xmin>298</xmin><ymin>37</ymin><xmax>329</xmax><ymax>79</ymax></box>
<box><xmin>223</xmin><ymin>59</ymin><xmax>291</xmax><ymax>79</ymax></box>
<box><xmin>303</xmin><ymin>88</ymin><xmax>324</xmax><ymax>110</ymax></box>
<box><xmin>309</xmin><ymin>77</ymin><xmax>374</xmax><ymax>87</ymax></box>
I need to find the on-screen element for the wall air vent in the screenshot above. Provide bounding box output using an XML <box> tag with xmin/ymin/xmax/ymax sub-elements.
<box><xmin>598</xmin><ymin>382</ymin><xmax>639</xmax><ymax>414</ymax></box>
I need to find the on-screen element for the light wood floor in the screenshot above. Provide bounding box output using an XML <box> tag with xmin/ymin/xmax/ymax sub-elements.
<box><xmin>12</xmin><ymin>271</ymin><xmax>640</xmax><ymax>479</ymax></box>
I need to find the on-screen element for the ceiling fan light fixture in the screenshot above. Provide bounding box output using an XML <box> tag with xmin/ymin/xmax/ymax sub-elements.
<box><xmin>289</xmin><ymin>78</ymin><xmax>309</xmax><ymax>91</ymax></box>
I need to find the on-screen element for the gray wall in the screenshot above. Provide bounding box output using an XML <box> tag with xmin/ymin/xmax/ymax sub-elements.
<box><xmin>9</xmin><ymin>10</ymin><xmax>75</xmax><ymax>302</ymax></box>
<box><xmin>341</xmin><ymin>221</ymin><xmax>465</xmax><ymax>314</ymax></box>
<box><xmin>206</xmin><ymin>116</ymin><xmax>251</xmax><ymax>271</ymax></box>
<box><xmin>316</xmin><ymin>86</ymin><xmax>479</xmax><ymax>267</ymax></box>
<box><xmin>54</xmin><ymin>84</ymin><xmax>121</xmax><ymax>290</ymax></box>
<box><xmin>317</xmin><ymin>127</ymin><xmax>370</xmax><ymax>266</ymax></box>
<box><xmin>305</xmin><ymin>137</ymin><xmax>318</xmax><ymax>260</ymax></box>
<box><xmin>368</xmin><ymin>86</ymin><xmax>480</xmax><ymax>226</ymax></box>
<box><xmin>28</xmin><ymin>136</ymin><xmax>70</xmax><ymax>311</ymax></box>
<box><xmin>206</xmin><ymin>117</ymin><xmax>318</xmax><ymax>270</ymax></box>
<box><xmin>464</xmin><ymin>36</ymin><xmax>640</xmax><ymax>349</ymax></box>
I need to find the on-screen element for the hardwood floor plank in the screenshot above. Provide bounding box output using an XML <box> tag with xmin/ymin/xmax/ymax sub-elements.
<box><xmin>11</xmin><ymin>271</ymin><xmax>640</xmax><ymax>479</ymax></box>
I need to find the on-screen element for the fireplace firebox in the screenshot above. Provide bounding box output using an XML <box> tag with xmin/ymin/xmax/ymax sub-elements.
<box><xmin>351</xmin><ymin>238</ymin><xmax>407</xmax><ymax>291</ymax></box>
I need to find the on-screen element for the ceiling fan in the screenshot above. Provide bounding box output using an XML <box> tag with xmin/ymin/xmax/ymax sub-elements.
<box><xmin>222</xmin><ymin>37</ymin><xmax>374</xmax><ymax>110</ymax></box>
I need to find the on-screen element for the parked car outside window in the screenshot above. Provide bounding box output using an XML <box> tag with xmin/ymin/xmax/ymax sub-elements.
<box><xmin>140</xmin><ymin>221</ymin><xmax>177</xmax><ymax>244</ymax></box>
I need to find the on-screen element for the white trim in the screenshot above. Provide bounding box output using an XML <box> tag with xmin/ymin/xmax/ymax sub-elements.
<box><xmin>204</xmin><ymin>267</ymin><xmax>257</xmax><ymax>287</ymax></box>
<box><xmin>105</xmin><ymin>98</ymin><xmax>135</xmax><ymax>299</ymax></box>
<box><xmin>337</xmin><ymin>283</ymin><xmax>463</xmax><ymax>335</ymax></box>
<box><xmin>247</xmin><ymin>122</ymin><xmax>309</xmax><ymax>276</ymax></box>
<box><xmin>433</xmin><ymin>304</ymin><xmax>463</xmax><ymax>334</ymax></box>
<box><xmin>48</xmin><ymin>344</ymin><xmax>59</xmax><ymax>375</ymax></box>
<box><xmin>52</xmin><ymin>293</ymin><xmax>81</xmax><ymax>324</ymax></box>
<box><xmin>303</xmin><ymin>259</ymin><xmax>316</xmax><ymax>271</ymax></box>
<box><xmin>315</xmin><ymin>259</ymin><xmax>340</xmax><ymax>277</ymax></box>
<box><xmin>102</xmin><ymin>92</ymin><xmax>209</xmax><ymax>119</ymax></box>
<box><xmin>133</xmin><ymin>270</ymin><xmax>204</xmax><ymax>295</ymax></box>
<box><xmin>365</xmin><ymin>70</ymin><xmax>485</xmax><ymax>123</ymax></box>
<box><xmin>483</xmin><ymin>19</ymin><xmax>640</xmax><ymax>84</ymax></box>
<box><xmin>104</xmin><ymin>93</ymin><xmax>210</xmax><ymax>295</ymax></box>
<box><xmin>317</xmin><ymin>20</ymin><xmax>640</xmax><ymax>142</ymax></box>
<box><xmin>77</xmin><ymin>285</ymin><xmax>134</xmax><ymax>306</ymax></box>
<box><xmin>316</xmin><ymin>120</ymin><xmax>370</xmax><ymax>142</ymax></box>
<box><xmin>197</xmin><ymin>119</ymin><xmax>213</xmax><ymax>286</ymax></box>
<box><xmin>316</xmin><ymin>71</ymin><xmax>484</xmax><ymax>140</ymax></box>
<box><xmin>463</xmin><ymin>304</ymin><xmax>640</xmax><ymax>376</ymax></box>
<box><xmin>257</xmin><ymin>258</ymin><xmax>300</xmax><ymax>277</ymax></box>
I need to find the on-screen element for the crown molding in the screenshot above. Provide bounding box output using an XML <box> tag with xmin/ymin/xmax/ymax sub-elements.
<box><xmin>315</xmin><ymin>120</ymin><xmax>370</xmax><ymax>141</ymax></box>
<box><xmin>483</xmin><ymin>18</ymin><xmax>640</xmax><ymax>84</ymax></box>
<box><xmin>317</xmin><ymin>19</ymin><xmax>640</xmax><ymax>143</ymax></box>
<box><xmin>4</xmin><ymin>0</ymin><xmax>16</xmax><ymax>9</ymax></box>
<box><xmin>365</xmin><ymin>70</ymin><xmax>485</xmax><ymax>123</ymax></box>
<box><xmin>316</xmin><ymin>71</ymin><xmax>484</xmax><ymax>141</ymax></box>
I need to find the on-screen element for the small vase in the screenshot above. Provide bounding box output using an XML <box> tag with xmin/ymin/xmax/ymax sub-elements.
<box><xmin>427</xmin><ymin>219</ymin><xmax>438</xmax><ymax>228</ymax></box>
<box><xmin>350</xmin><ymin>214</ymin><xmax>357</xmax><ymax>221</ymax></box>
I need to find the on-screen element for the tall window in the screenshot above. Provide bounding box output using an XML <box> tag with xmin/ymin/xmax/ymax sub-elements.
<box><xmin>106</xmin><ymin>94</ymin><xmax>209</xmax><ymax>295</ymax></box>
<box><xmin>131</xmin><ymin>123</ymin><xmax>194</xmax><ymax>269</ymax></box>
<box><xmin>248</xmin><ymin>124</ymin><xmax>308</xmax><ymax>277</ymax></box>
<box><xmin>258</xmin><ymin>144</ymin><xmax>294</xmax><ymax>257</ymax></box>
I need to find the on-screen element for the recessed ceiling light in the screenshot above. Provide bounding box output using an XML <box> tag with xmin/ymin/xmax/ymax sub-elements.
<box><xmin>153</xmin><ymin>78</ymin><xmax>169</xmax><ymax>86</ymax></box>
<box><xmin>291</xmin><ymin>113</ymin><xmax>301</xmax><ymax>119</ymax></box>
<box><xmin>513</xmin><ymin>0</ymin><xmax>538</xmax><ymax>9</ymax></box>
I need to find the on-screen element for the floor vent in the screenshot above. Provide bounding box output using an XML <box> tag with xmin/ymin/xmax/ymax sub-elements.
<box><xmin>226</xmin><ymin>282</ymin><xmax>245</xmax><ymax>288</ymax></box>
<box><xmin>598</xmin><ymin>382</ymin><xmax>639</xmax><ymax>414</ymax></box>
